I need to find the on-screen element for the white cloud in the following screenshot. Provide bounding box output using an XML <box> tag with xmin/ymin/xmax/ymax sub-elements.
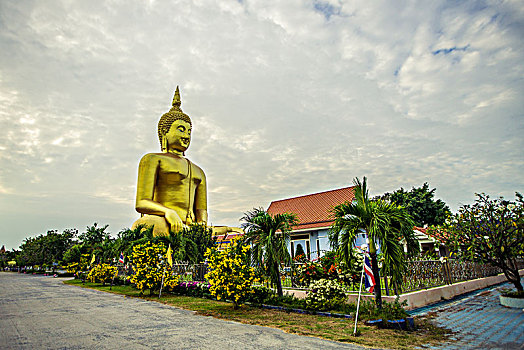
<box><xmin>0</xmin><ymin>0</ymin><xmax>523</xmax><ymax>249</ymax></box>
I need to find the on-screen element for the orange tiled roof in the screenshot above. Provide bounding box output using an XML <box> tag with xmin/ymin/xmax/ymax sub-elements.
<box><xmin>212</xmin><ymin>232</ymin><xmax>244</xmax><ymax>240</ymax></box>
<box><xmin>417</xmin><ymin>226</ymin><xmax>450</xmax><ymax>242</ymax></box>
<box><xmin>413</xmin><ymin>226</ymin><xmax>427</xmax><ymax>234</ymax></box>
<box><xmin>267</xmin><ymin>186</ymin><xmax>356</xmax><ymax>230</ymax></box>
<box><xmin>212</xmin><ymin>232</ymin><xmax>245</xmax><ymax>250</ymax></box>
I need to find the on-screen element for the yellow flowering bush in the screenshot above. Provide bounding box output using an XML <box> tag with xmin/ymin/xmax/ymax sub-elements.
<box><xmin>205</xmin><ymin>240</ymin><xmax>258</xmax><ymax>308</ymax></box>
<box><xmin>66</xmin><ymin>262</ymin><xmax>78</xmax><ymax>274</ymax></box>
<box><xmin>66</xmin><ymin>253</ymin><xmax>90</xmax><ymax>282</ymax></box>
<box><xmin>130</xmin><ymin>241</ymin><xmax>179</xmax><ymax>295</ymax></box>
<box><xmin>87</xmin><ymin>263</ymin><xmax>118</xmax><ymax>285</ymax></box>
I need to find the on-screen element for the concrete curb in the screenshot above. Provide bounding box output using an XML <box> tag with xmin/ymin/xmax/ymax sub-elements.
<box><xmin>346</xmin><ymin>269</ymin><xmax>524</xmax><ymax>310</ymax></box>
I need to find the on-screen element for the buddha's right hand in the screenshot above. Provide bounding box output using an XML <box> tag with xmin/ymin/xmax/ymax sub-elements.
<box><xmin>165</xmin><ymin>209</ymin><xmax>184</xmax><ymax>233</ymax></box>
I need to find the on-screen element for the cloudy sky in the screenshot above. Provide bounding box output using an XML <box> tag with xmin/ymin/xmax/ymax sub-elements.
<box><xmin>1</xmin><ymin>0</ymin><xmax>523</xmax><ymax>250</ymax></box>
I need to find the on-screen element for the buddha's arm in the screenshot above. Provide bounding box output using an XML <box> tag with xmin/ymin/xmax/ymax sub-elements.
<box><xmin>194</xmin><ymin>168</ymin><xmax>208</xmax><ymax>224</ymax></box>
<box><xmin>135</xmin><ymin>154</ymin><xmax>184</xmax><ymax>230</ymax></box>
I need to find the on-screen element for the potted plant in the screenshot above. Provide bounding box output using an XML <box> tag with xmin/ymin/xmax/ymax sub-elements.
<box><xmin>499</xmin><ymin>289</ymin><xmax>524</xmax><ymax>308</ymax></box>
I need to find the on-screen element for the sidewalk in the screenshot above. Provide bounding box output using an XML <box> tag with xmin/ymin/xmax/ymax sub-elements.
<box><xmin>412</xmin><ymin>278</ymin><xmax>524</xmax><ymax>349</ymax></box>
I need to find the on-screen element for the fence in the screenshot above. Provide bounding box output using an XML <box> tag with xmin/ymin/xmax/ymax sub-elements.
<box><xmin>393</xmin><ymin>258</ymin><xmax>524</xmax><ymax>294</ymax></box>
<box><xmin>279</xmin><ymin>258</ymin><xmax>524</xmax><ymax>295</ymax></box>
<box><xmin>171</xmin><ymin>263</ymin><xmax>207</xmax><ymax>281</ymax></box>
<box><xmin>115</xmin><ymin>263</ymin><xmax>207</xmax><ymax>282</ymax></box>
<box><xmin>115</xmin><ymin>258</ymin><xmax>523</xmax><ymax>295</ymax></box>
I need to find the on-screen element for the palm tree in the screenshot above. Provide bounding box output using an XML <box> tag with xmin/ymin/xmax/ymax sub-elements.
<box><xmin>330</xmin><ymin>177</ymin><xmax>419</xmax><ymax>308</ymax></box>
<box><xmin>241</xmin><ymin>208</ymin><xmax>298</xmax><ymax>297</ymax></box>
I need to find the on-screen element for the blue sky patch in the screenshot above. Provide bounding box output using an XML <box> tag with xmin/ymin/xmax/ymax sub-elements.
<box><xmin>313</xmin><ymin>0</ymin><xmax>340</xmax><ymax>20</ymax></box>
<box><xmin>394</xmin><ymin>67</ymin><xmax>401</xmax><ymax>77</ymax></box>
<box><xmin>432</xmin><ymin>45</ymin><xmax>469</xmax><ymax>55</ymax></box>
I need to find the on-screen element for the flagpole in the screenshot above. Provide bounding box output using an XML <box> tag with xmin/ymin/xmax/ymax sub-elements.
<box><xmin>159</xmin><ymin>265</ymin><xmax>166</xmax><ymax>298</ymax></box>
<box><xmin>110</xmin><ymin>259</ymin><xmax>116</xmax><ymax>291</ymax></box>
<box><xmin>353</xmin><ymin>253</ymin><xmax>366</xmax><ymax>335</ymax></box>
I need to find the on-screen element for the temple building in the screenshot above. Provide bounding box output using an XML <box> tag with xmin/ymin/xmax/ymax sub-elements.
<box><xmin>213</xmin><ymin>231</ymin><xmax>244</xmax><ymax>250</ymax></box>
<box><xmin>267</xmin><ymin>186</ymin><xmax>369</xmax><ymax>260</ymax></box>
<box><xmin>407</xmin><ymin>226</ymin><xmax>449</xmax><ymax>257</ymax></box>
<box><xmin>267</xmin><ymin>186</ymin><xmax>449</xmax><ymax>261</ymax></box>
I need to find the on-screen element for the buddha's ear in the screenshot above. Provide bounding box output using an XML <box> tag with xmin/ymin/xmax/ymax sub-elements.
<box><xmin>161</xmin><ymin>134</ymin><xmax>168</xmax><ymax>152</ymax></box>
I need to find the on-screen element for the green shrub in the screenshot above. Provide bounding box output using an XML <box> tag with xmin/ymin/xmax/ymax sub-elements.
<box><xmin>264</xmin><ymin>293</ymin><xmax>305</xmax><ymax>309</ymax></box>
<box><xmin>247</xmin><ymin>286</ymin><xmax>277</xmax><ymax>305</ymax></box>
<box><xmin>358</xmin><ymin>297</ymin><xmax>408</xmax><ymax>321</ymax></box>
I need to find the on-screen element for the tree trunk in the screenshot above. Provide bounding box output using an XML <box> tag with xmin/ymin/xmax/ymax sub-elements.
<box><xmin>514</xmin><ymin>278</ymin><xmax>523</xmax><ymax>292</ymax></box>
<box><xmin>274</xmin><ymin>261</ymin><xmax>283</xmax><ymax>297</ymax></box>
<box><xmin>370</xmin><ymin>252</ymin><xmax>382</xmax><ymax>309</ymax></box>
<box><xmin>503</xmin><ymin>266</ymin><xmax>523</xmax><ymax>292</ymax></box>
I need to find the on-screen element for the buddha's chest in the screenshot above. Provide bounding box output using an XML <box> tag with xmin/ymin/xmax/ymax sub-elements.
<box><xmin>157</xmin><ymin>158</ymin><xmax>201</xmax><ymax>186</ymax></box>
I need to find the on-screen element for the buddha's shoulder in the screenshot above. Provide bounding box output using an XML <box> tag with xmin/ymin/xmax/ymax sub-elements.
<box><xmin>139</xmin><ymin>152</ymin><xmax>166</xmax><ymax>163</ymax></box>
<box><xmin>188</xmin><ymin>160</ymin><xmax>206</xmax><ymax>176</ymax></box>
<box><xmin>139</xmin><ymin>154</ymin><xmax>205</xmax><ymax>174</ymax></box>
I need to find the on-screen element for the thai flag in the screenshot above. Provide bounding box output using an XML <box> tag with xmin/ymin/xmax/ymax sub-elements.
<box><xmin>118</xmin><ymin>252</ymin><xmax>124</xmax><ymax>264</ymax></box>
<box><xmin>364</xmin><ymin>254</ymin><xmax>376</xmax><ymax>293</ymax></box>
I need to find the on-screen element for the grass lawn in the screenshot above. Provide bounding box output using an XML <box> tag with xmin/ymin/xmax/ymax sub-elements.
<box><xmin>64</xmin><ymin>279</ymin><xmax>450</xmax><ymax>349</ymax></box>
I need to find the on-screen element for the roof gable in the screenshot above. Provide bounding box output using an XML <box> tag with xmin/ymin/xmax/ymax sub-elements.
<box><xmin>267</xmin><ymin>186</ymin><xmax>356</xmax><ymax>230</ymax></box>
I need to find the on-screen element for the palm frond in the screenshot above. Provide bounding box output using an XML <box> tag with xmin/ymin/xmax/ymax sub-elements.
<box><xmin>330</xmin><ymin>177</ymin><xmax>420</xmax><ymax>296</ymax></box>
<box><xmin>241</xmin><ymin>208</ymin><xmax>297</xmax><ymax>294</ymax></box>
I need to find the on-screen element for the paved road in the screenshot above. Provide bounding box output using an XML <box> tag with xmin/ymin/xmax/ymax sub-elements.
<box><xmin>0</xmin><ymin>273</ymin><xmax>365</xmax><ymax>350</ymax></box>
<box><xmin>412</xmin><ymin>278</ymin><xmax>524</xmax><ymax>350</ymax></box>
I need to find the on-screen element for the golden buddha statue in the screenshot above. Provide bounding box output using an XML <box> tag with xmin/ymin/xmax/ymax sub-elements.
<box><xmin>132</xmin><ymin>87</ymin><xmax>241</xmax><ymax>237</ymax></box>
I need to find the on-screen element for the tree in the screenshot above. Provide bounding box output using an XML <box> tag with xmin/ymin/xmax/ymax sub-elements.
<box><xmin>114</xmin><ymin>223</ymin><xmax>216</xmax><ymax>265</ymax></box>
<box><xmin>330</xmin><ymin>177</ymin><xmax>419</xmax><ymax>308</ymax></box>
<box><xmin>0</xmin><ymin>246</ymin><xmax>17</xmax><ymax>268</ymax></box>
<box><xmin>442</xmin><ymin>192</ymin><xmax>524</xmax><ymax>291</ymax></box>
<box><xmin>17</xmin><ymin>229</ymin><xmax>77</xmax><ymax>267</ymax></box>
<box><xmin>93</xmin><ymin>237</ymin><xmax>117</xmax><ymax>264</ymax></box>
<box><xmin>377</xmin><ymin>183</ymin><xmax>451</xmax><ymax>227</ymax></box>
<box><xmin>77</xmin><ymin>224</ymin><xmax>115</xmax><ymax>264</ymax></box>
<box><xmin>2</xmin><ymin>249</ymin><xmax>19</xmax><ymax>269</ymax></box>
<box><xmin>63</xmin><ymin>244</ymin><xmax>83</xmax><ymax>264</ymax></box>
<box><xmin>241</xmin><ymin>208</ymin><xmax>298</xmax><ymax>297</ymax></box>
<box><xmin>78</xmin><ymin>223</ymin><xmax>110</xmax><ymax>246</ymax></box>
<box><xmin>113</xmin><ymin>225</ymin><xmax>153</xmax><ymax>260</ymax></box>
<box><xmin>176</xmin><ymin>224</ymin><xmax>216</xmax><ymax>263</ymax></box>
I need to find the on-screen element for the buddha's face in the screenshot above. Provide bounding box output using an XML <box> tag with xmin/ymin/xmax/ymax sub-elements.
<box><xmin>165</xmin><ymin>120</ymin><xmax>191</xmax><ymax>153</ymax></box>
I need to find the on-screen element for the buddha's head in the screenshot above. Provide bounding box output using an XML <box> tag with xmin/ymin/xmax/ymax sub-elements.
<box><xmin>158</xmin><ymin>86</ymin><xmax>192</xmax><ymax>153</ymax></box>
